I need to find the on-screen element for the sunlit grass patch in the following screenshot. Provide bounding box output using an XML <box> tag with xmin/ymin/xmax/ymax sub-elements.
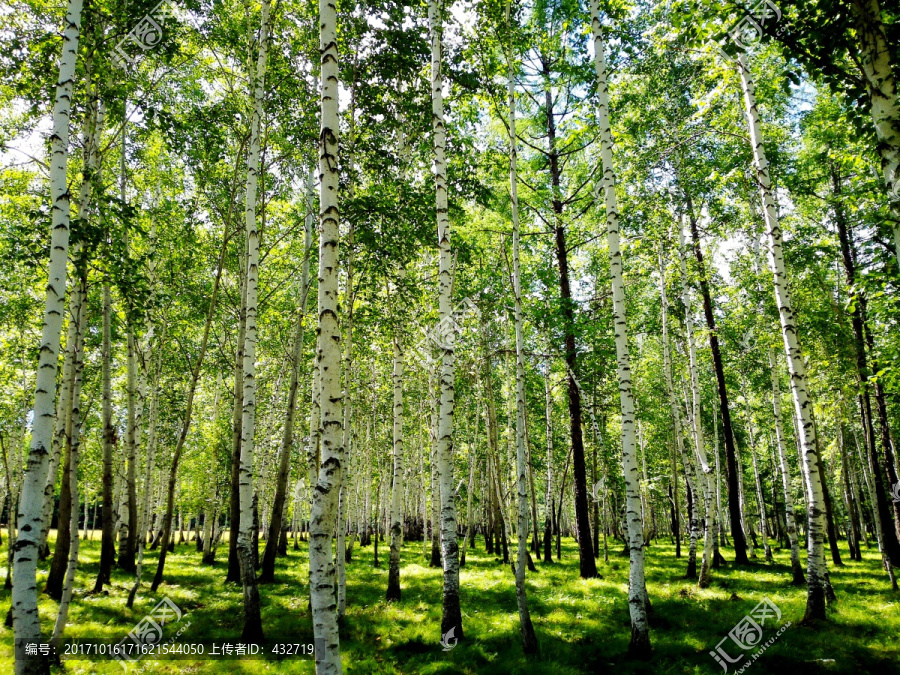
<box><xmin>0</xmin><ymin>532</ymin><xmax>897</xmax><ymax>673</ymax></box>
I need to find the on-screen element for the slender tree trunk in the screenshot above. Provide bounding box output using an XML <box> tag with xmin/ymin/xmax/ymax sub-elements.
<box><xmin>683</xmin><ymin>197</ymin><xmax>748</xmax><ymax>565</ymax></box>
<box><xmin>38</xmin><ymin>326</ymin><xmax>75</xmax><ymax>561</ymax></box>
<box><xmin>260</xmin><ymin>170</ymin><xmax>312</xmax><ymax>584</ymax></box>
<box><xmin>750</xmin><ymin>432</ymin><xmax>772</xmax><ymax>562</ymax></box>
<box><xmin>769</xmin><ymin>349</ymin><xmax>805</xmax><ymax>584</ymax></box>
<box><xmin>543</xmin><ymin>371</ymin><xmax>553</xmax><ymax>564</ymax></box>
<box><xmin>839</xmin><ymin>423</ymin><xmax>862</xmax><ymax>561</ymax></box>
<box><xmin>118</xmin><ymin>322</ymin><xmax>138</xmax><ymax>573</ymax></box>
<box><xmin>41</xmin><ymin>319</ymin><xmax>77</xmax><ymax>590</ymax></box>
<box><xmin>742</xmin><ymin>383</ymin><xmax>772</xmax><ymax>563</ymax></box>
<box><xmin>150</xmin><ymin>201</ymin><xmax>232</xmax><ymax>593</ymax></box>
<box><xmin>51</xmin><ymin>268</ymin><xmax>87</xmax><ymax>642</ymax></box>
<box><xmin>128</xmin><ymin>299</ymin><xmax>163</xmax><ymax>607</ymax></box>
<box><xmin>660</xmin><ymin>239</ymin><xmax>697</xmax><ymax>576</ymax></box>
<box><xmin>235</xmin><ymin>3</ymin><xmax>271</xmax><ymax>639</ymax></box>
<box><xmin>429</xmin><ymin>0</ymin><xmax>463</xmax><ymax>643</ymax></box>
<box><xmin>591</xmin><ymin>4</ymin><xmax>650</xmax><ymax>654</ymax></box>
<box><xmin>386</xmin><ymin>327</ymin><xmax>404</xmax><ymax>601</ymax></box>
<box><xmin>863</xmin><ymin>314</ymin><xmax>900</xmax><ymax>550</ymax></box>
<box><xmin>541</xmin><ymin>44</ymin><xmax>597</xmax><ymax>580</ymax></box>
<box><xmin>676</xmin><ymin>223</ymin><xmax>715</xmax><ymax>587</ymax></box>
<box><xmin>225</xmin><ymin>138</ymin><xmax>251</xmax><ymax>584</ymax></box>
<box><xmin>460</xmin><ymin>442</ymin><xmax>476</xmax><ymax>566</ymax></box>
<box><xmin>506</xmin><ymin>22</ymin><xmax>539</xmax><ymax>650</ymax></box>
<box><xmin>738</xmin><ymin>51</ymin><xmax>829</xmax><ymax>621</ymax></box>
<box><xmin>45</xmin><ymin>260</ymin><xmax>88</xmax><ymax>602</ymax></box>
<box><xmin>849</xmin><ymin>0</ymin><xmax>900</xmax><ymax>268</ymax></box>
<box><xmin>308</xmin><ymin>0</ymin><xmax>343</xmax><ymax>663</ymax></box>
<box><xmin>12</xmin><ymin>3</ymin><xmax>83</xmax><ymax>662</ymax></box>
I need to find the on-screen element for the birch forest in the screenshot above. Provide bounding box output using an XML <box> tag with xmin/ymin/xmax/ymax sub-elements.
<box><xmin>1</xmin><ymin>0</ymin><xmax>900</xmax><ymax>672</ymax></box>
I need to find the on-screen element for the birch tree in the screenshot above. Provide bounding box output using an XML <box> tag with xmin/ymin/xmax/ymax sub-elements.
<box><xmin>737</xmin><ymin>50</ymin><xmax>830</xmax><ymax>622</ymax></box>
<box><xmin>307</xmin><ymin>0</ymin><xmax>344</xmax><ymax>662</ymax></box>
<box><xmin>260</xmin><ymin>169</ymin><xmax>314</xmax><ymax>584</ymax></box>
<box><xmin>768</xmin><ymin>349</ymin><xmax>804</xmax><ymax>584</ymax></box>
<box><xmin>590</xmin><ymin>1</ymin><xmax>650</xmax><ymax>654</ymax></box>
<box><xmin>50</xmin><ymin>267</ymin><xmax>87</xmax><ymax>643</ymax></box>
<box><xmin>430</xmin><ymin>0</ymin><xmax>463</xmax><ymax>643</ymax></box>
<box><xmin>507</xmin><ymin>1</ymin><xmax>538</xmax><ymax>651</ymax></box>
<box><xmin>386</xmin><ymin>323</ymin><xmax>404</xmax><ymax>601</ymax></box>
<box><xmin>12</xmin><ymin>0</ymin><xmax>84</xmax><ymax>669</ymax></box>
<box><xmin>676</xmin><ymin>222</ymin><xmax>714</xmax><ymax>588</ymax></box>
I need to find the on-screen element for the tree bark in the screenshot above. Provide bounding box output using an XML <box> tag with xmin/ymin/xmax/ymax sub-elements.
<box><xmin>507</xmin><ymin>22</ymin><xmax>539</xmax><ymax>650</ymax></box>
<box><xmin>542</xmin><ymin>42</ymin><xmax>597</xmax><ymax>579</ymax></box>
<box><xmin>738</xmin><ymin>52</ymin><xmax>829</xmax><ymax>621</ymax></box>
<box><xmin>260</xmin><ymin>169</ymin><xmax>312</xmax><ymax>584</ymax></box>
<box><xmin>429</xmin><ymin>0</ymin><xmax>463</xmax><ymax>644</ymax></box>
<box><xmin>768</xmin><ymin>349</ymin><xmax>805</xmax><ymax>584</ymax></box>
<box><xmin>849</xmin><ymin>0</ymin><xmax>900</xmax><ymax>268</ymax></box>
<box><xmin>386</xmin><ymin>327</ymin><xmax>404</xmax><ymax>600</ymax></box>
<box><xmin>12</xmin><ymin>2</ymin><xmax>83</xmax><ymax>665</ymax></box>
<box><xmin>676</xmin><ymin>223</ymin><xmax>715</xmax><ymax>587</ymax></box>
<box><xmin>236</xmin><ymin>2</ymin><xmax>271</xmax><ymax>636</ymax></box>
<box><xmin>832</xmin><ymin>167</ymin><xmax>900</xmax><ymax>565</ymax></box>
<box><xmin>308</xmin><ymin>0</ymin><xmax>344</xmax><ymax>663</ymax></box>
<box><xmin>544</xmin><ymin>369</ymin><xmax>554</xmax><ymax>563</ymax></box>
<box><xmin>51</xmin><ymin>268</ymin><xmax>87</xmax><ymax>643</ymax></box>
<box><xmin>591</xmin><ymin>3</ymin><xmax>650</xmax><ymax>654</ymax></box>
<box><xmin>684</xmin><ymin>197</ymin><xmax>748</xmax><ymax>565</ymax></box>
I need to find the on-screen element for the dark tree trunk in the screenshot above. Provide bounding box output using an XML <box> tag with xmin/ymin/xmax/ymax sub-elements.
<box><xmin>685</xmin><ymin>482</ymin><xmax>697</xmax><ymax>579</ymax></box>
<box><xmin>686</xmin><ymin>198</ymin><xmax>749</xmax><ymax>565</ymax></box>
<box><xmin>543</xmin><ymin>53</ymin><xmax>597</xmax><ymax>578</ymax></box>
<box><xmin>832</xmin><ymin>169</ymin><xmax>900</xmax><ymax>566</ymax></box>
<box><xmin>669</xmin><ymin>482</ymin><xmax>681</xmax><ymax>559</ymax></box>
<box><xmin>227</xmin><ymin>261</ymin><xmax>248</xmax><ymax>584</ymax></box>
<box><xmin>44</xmin><ymin>444</ymin><xmax>72</xmax><ymax>600</ymax></box>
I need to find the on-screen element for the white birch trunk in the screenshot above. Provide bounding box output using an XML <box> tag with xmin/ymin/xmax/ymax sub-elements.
<box><xmin>460</xmin><ymin>443</ymin><xmax>476</xmax><ymax>565</ymax></box>
<box><xmin>38</xmin><ymin>307</ymin><xmax>77</xmax><ymax>557</ymax></box>
<box><xmin>659</xmin><ymin>241</ymin><xmax>699</xmax><ymax>577</ymax></box>
<box><xmin>737</xmin><ymin>51</ymin><xmax>829</xmax><ymax>621</ymax></box>
<box><xmin>544</xmin><ymin>365</ymin><xmax>553</xmax><ymax>561</ymax></box>
<box><xmin>127</xmin><ymin>315</ymin><xmax>162</xmax><ymax>606</ymax></box>
<box><xmin>51</xmin><ymin>271</ymin><xmax>87</xmax><ymax>643</ymax></box>
<box><xmin>309</xmin><ymin>0</ymin><xmax>343</xmax><ymax>661</ymax></box>
<box><xmin>591</xmin><ymin>0</ymin><xmax>650</xmax><ymax>652</ymax></box>
<box><xmin>237</xmin><ymin>0</ymin><xmax>271</xmax><ymax>640</ymax></box>
<box><xmin>742</xmin><ymin>386</ymin><xmax>772</xmax><ymax>562</ymax></box>
<box><xmin>850</xmin><ymin>0</ymin><xmax>900</xmax><ymax>267</ymax></box>
<box><xmin>386</xmin><ymin>329</ymin><xmax>404</xmax><ymax>600</ymax></box>
<box><xmin>430</xmin><ymin>0</ymin><xmax>463</xmax><ymax>641</ymax></box>
<box><xmin>507</xmin><ymin>19</ymin><xmax>538</xmax><ymax>648</ymax></box>
<box><xmin>420</xmin><ymin>417</ymin><xmax>429</xmax><ymax>559</ymax></box>
<box><xmin>676</xmin><ymin>223</ymin><xmax>714</xmax><ymax>587</ymax></box>
<box><xmin>13</xmin><ymin>0</ymin><xmax>83</xmax><ymax>666</ymax></box>
<box><xmin>38</xmin><ymin>104</ymin><xmax>99</xmax><ymax>555</ymax></box>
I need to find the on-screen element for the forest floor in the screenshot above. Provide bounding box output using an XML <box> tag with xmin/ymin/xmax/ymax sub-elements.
<box><xmin>0</xmin><ymin>532</ymin><xmax>898</xmax><ymax>674</ymax></box>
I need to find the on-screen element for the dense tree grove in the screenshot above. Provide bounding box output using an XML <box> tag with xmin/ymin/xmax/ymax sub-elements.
<box><xmin>0</xmin><ymin>0</ymin><xmax>899</xmax><ymax>672</ymax></box>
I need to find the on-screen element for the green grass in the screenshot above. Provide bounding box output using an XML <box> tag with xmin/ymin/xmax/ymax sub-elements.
<box><xmin>1</xmin><ymin>532</ymin><xmax>898</xmax><ymax>674</ymax></box>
